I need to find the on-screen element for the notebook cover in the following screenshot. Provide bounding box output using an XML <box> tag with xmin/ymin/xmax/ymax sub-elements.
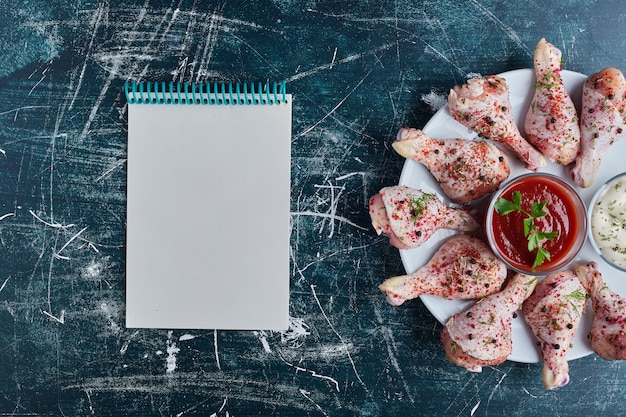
<box><xmin>126</xmin><ymin>90</ymin><xmax>291</xmax><ymax>330</ymax></box>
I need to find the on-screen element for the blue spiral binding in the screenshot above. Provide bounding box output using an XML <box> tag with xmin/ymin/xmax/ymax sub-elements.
<box><xmin>125</xmin><ymin>81</ymin><xmax>287</xmax><ymax>105</ymax></box>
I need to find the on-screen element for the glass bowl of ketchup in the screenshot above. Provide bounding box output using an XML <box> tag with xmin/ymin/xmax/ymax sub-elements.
<box><xmin>484</xmin><ymin>173</ymin><xmax>587</xmax><ymax>276</ymax></box>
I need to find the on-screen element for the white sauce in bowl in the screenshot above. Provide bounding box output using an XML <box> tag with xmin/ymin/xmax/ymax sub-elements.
<box><xmin>590</xmin><ymin>174</ymin><xmax>626</xmax><ymax>269</ymax></box>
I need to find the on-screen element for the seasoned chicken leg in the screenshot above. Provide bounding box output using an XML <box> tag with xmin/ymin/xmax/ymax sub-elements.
<box><xmin>369</xmin><ymin>185</ymin><xmax>479</xmax><ymax>249</ymax></box>
<box><xmin>448</xmin><ymin>75</ymin><xmax>547</xmax><ymax>171</ymax></box>
<box><xmin>524</xmin><ymin>38</ymin><xmax>581</xmax><ymax>165</ymax></box>
<box><xmin>570</xmin><ymin>67</ymin><xmax>626</xmax><ymax>188</ymax></box>
<box><xmin>523</xmin><ymin>270</ymin><xmax>587</xmax><ymax>390</ymax></box>
<box><xmin>441</xmin><ymin>273</ymin><xmax>537</xmax><ymax>372</ymax></box>
<box><xmin>379</xmin><ymin>234</ymin><xmax>507</xmax><ymax>305</ymax></box>
<box><xmin>393</xmin><ymin>128</ymin><xmax>510</xmax><ymax>204</ymax></box>
<box><xmin>574</xmin><ymin>262</ymin><xmax>626</xmax><ymax>360</ymax></box>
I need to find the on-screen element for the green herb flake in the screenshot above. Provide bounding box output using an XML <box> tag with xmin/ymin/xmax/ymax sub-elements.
<box><xmin>494</xmin><ymin>191</ymin><xmax>558</xmax><ymax>268</ymax></box>
<box><xmin>408</xmin><ymin>193</ymin><xmax>436</xmax><ymax>221</ymax></box>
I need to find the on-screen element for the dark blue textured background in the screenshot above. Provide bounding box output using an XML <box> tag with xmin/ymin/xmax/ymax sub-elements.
<box><xmin>0</xmin><ymin>1</ymin><xmax>625</xmax><ymax>416</ymax></box>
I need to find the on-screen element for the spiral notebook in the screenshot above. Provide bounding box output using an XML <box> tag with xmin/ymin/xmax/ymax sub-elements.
<box><xmin>125</xmin><ymin>81</ymin><xmax>291</xmax><ymax>330</ymax></box>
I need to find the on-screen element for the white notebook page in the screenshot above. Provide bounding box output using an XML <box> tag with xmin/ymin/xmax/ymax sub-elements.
<box><xmin>126</xmin><ymin>94</ymin><xmax>291</xmax><ymax>330</ymax></box>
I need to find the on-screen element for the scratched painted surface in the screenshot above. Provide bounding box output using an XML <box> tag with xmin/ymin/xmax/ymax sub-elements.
<box><xmin>0</xmin><ymin>0</ymin><xmax>625</xmax><ymax>416</ymax></box>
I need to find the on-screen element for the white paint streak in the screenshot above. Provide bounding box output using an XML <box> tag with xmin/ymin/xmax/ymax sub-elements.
<box><xmin>79</xmin><ymin>61</ymin><xmax>120</xmax><ymax>142</ymax></box>
<box><xmin>374</xmin><ymin>306</ymin><xmax>415</xmax><ymax>404</ymax></box>
<box><xmin>29</xmin><ymin>210</ymin><xmax>75</xmax><ymax>229</ymax></box>
<box><xmin>444</xmin><ymin>373</ymin><xmax>480</xmax><ymax>415</ymax></box>
<box><xmin>95</xmin><ymin>159</ymin><xmax>126</xmax><ymax>182</ymax></box>
<box><xmin>69</xmin><ymin>3</ymin><xmax>106</xmax><ymax>110</ymax></box>
<box><xmin>193</xmin><ymin>8</ymin><xmax>223</xmax><ymax>82</ymax></box>
<box><xmin>421</xmin><ymin>90</ymin><xmax>447</xmax><ymax>113</ymax></box>
<box><xmin>175</xmin><ymin>397</ymin><xmax>214</xmax><ymax>417</ymax></box>
<box><xmin>286</xmin><ymin>42</ymin><xmax>395</xmax><ymax>83</ymax></box>
<box><xmin>84</xmin><ymin>388</ymin><xmax>95</xmax><ymax>414</ymax></box>
<box><xmin>295</xmin><ymin>69</ymin><xmax>373</xmax><ymax>138</ymax></box>
<box><xmin>28</xmin><ymin>66</ymin><xmax>50</xmax><ymax>96</ymax></box>
<box><xmin>290</xmin><ymin>210</ymin><xmax>366</xmax><ymax>232</ymax></box>
<box><xmin>42</xmin><ymin>309</ymin><xmax>65</xmax><ymax>324</ymax></box>
<box><xmin>53</xmin><ymin>226</ymin><xmax>88</xmax><ymax>260</ymax></box>
<box><xmin>101</xmin><ymin>302</ymin><xmax>121</xmax><ymax>334</ymax></box>
<box><xmin>318</xmin><ymin>181</ymin><xmax>359</xmax><ymax>227</ymax></box>
<box><xmin>0</xmin><ymin>105</ymin><xmax>48</xmax><ymax>117</ymax></box>
<box><xmin>522</xmin><ymin>387</ymin><xmax>538</xmax><ymax>398</ymax></box>
<box><xmin>166</xmin><ymin>331</ymin><xmax>180</xmax><ymax>374</ymax></box>
<box><xmin>329</xmin><ymin>47</ymin><xmax>338</xmax><ymax>69</ymax></box>
<box><xmin>310</xmin><ymin>284</ymin><xmax>367</xmax><ymax>389</ymax></box>
<box><xmin>120</xmin><ymin>330</ymin><xmax>140</xmax><ymax>355</ymax></box>
<box><xmin>255</xmin><ymin>331</ymin><xmax>272</xmax><ymax>353</ymax></box>
<box><xmin>81</xmin><ymin>261</ymin><xmax>103</xmax><ymax>279</ymax></box>
<box><xmin>335</xmin><ymin>171</ymin><xmax>365</xmax><ymax>181</ymax></box>
<box><xmin>0</xmin><ymin>278</ymin><xmax>8</xmax><ymax>293</ymax></box>
<box><xmin>422</xmin><ymin>42</ymin><xmax>467</xmax><ymax>76</ymax></box>
<box><xmin>306</xmin><ymin>8</ymin><xmax>433</xmax><ymax>25</ymax></box>
<box><xmin>314</xmin><ymin>181</ymin><xmax>345</xmax><ymax>237</ymax></box>
<box><xmin>486</xmin><ymin>368</ymin><xmax>508</xmax><ymax>408</ymax></box>
<box><xmin>471</xmin><ymin>400</ymin><xmax>481</xmax><ymax>416</ymax></box>
<box><xmin>214</xmin><ymin>329</ymin><xmax>221</xmax><ymax>371</ymax></box>
<box><xmin>80</xmin><ymin>3</ymin><xmax>153</xmax><ymax>141</ymax></box>
<box><xmin>0</xmin><ymin>212</ymin><xmax>15</xmax><ymax>222</ymax></box>
<box><xmin>467</xmin><ymin>0</ymin><xmax>532</xmax><ymax>56</ymax></box>
<box><xmin>278</xmin><ymin>352</ymin><xmax>340</xmax><ymax>392</ymax></box>
<box><xmin>320</xmin><ymin>343</ymin><xmax>355</xmax><ymax>359</ymax></box>
<box><xmin>205</xmin><ymin>398</ymin><xmax>228</xmax><ymax>417</ymax></box>
<box><xmin>178</xmin><ymin>334</ymin><xmax>197</xmax><ymax>341</ymax></box>
<box><xmin>280</xmin><ymin>317</ymin><xmax>310</xmax><ymax>347</ymax></box>
<box><xmin>299</xmin><ymin>389</ymin><xmax>330</xmax><ymax>417</ymax></box>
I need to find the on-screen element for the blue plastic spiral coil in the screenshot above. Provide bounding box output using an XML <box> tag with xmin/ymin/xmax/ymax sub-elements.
<box><xmin>125</xmin><ymin>80</ymin><xmax>287</xmax><ymax>105</ymax></box>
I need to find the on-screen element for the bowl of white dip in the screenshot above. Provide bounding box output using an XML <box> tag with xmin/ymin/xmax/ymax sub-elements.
<box><xmin>588</xmin><ymin>172</ymin><xmax>626</xmax><ymax>272</ymax></box>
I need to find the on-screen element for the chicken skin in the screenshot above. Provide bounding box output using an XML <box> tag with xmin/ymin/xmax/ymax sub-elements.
<box><xmin>378</xmin><ymin>234</ymin><xmax>507</xmax><ymax>306</ymax></box>
<box><xmin>524</xmin><ymin>38</ymin><xmax>581</xmax><ymax>165</ymax></box>
<box><xmin>570</xmin><ymin>67</ymin><xmax>626</xmax><ymax>188</ymax></box>
<box><xmin>523</xmin><ymin>270</ymin><xmax>587</xmax><ymax>390</ymax></box>
<box><xmin>441</xmin><ymin>273</ymin><xmax>537</xmax><ymax>372</ymax></box>
<box><xmin>392</xmin><ymin>128</ymin><xmax>510</xmax><ymax>204</ymax></box>
<box><xmin>369</xmin><ymin>185</ymin><xmax>479</xmax><ymax>249</ymax></box>
<box><xmin>448</xmin><ymin>75</ymin><xmax>547</xmax><ymax>171</ymax></box>
<box><xmin>574</xmin><ymin>262</ymin><xmax>626</xmax><ymax>361</ymax></box>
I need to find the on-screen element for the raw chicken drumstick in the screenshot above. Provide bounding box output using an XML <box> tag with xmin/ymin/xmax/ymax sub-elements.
<box><xmin>570</xmin><ymin>67</ymin><xmax>626</xmax><ymax>188</ymax></box>
<box><xmin>392</xmin><ymin>128</ymin><xmax>510</xmax><ymax>204</ymax></box>
<box><xmin>523</xmin><ymin>270</ymin><xmax>587</xmax><ymax>390</ymax></box>
<box><xmin>378</xmin><ymin>234</ymin><xmax>507</xmax><ymax>306</ymax></box>
<box><xmin>448</xmin><ymin>75</ymin><xmax>547</xmax><ymax>171</ymax></box>
<box><xmin>574</xmin><ymin>262</ymin><xmax>626</xmax><ymax>360</ymax></box>
<box><xmin>369</xmin><ymin>185</ymin><xmax>479</xmax><ymax>249</ymax></box>
<box><xmin>524</xmin><ymin>38</ymin><xmax>581</xmax><ymax>165</ymax></box>
<box><xmin>440</xmin><ymin>272</ymin><xmax>537</xmax><ymax>372</ymax></box>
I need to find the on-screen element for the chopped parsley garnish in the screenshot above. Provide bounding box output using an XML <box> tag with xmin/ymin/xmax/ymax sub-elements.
<box><xmin>407</xmin><ymin>193</ymin><xmax>436</xmax><ymax>221</ymax></box>
<box><xmin>494</xmin><ymin>191</ymin><xmax>558</xmax><ymax>268</ymax></box>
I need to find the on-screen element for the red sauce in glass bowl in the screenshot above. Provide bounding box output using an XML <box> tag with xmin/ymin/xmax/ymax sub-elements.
<box><xmin>484</xmin><ymin>173</ymin><xmax>586</xmax><ymax>275</ymax></box>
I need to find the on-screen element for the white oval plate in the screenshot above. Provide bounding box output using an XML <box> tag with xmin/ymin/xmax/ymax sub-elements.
<box><xmin>397</xmin><ymin>68</ymin><xmax>626</xmax><ymax>363</ymax></box>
